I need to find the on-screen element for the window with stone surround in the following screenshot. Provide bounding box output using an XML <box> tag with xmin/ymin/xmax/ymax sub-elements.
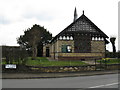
<box><xmin>61</xmin><ymin>45</ymin><xmax>72</xmax><ymax>53</ymax></box>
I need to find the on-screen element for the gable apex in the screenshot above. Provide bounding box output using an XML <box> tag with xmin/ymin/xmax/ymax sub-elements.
<box><xmin>51</xmin><ymin>12</ymin><xmax>109</xmax><ymax>43</ymax></box>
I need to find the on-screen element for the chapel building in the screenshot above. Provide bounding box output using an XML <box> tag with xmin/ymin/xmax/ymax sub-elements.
<box><xmin>43</xmin><ymin>8</ymin><xmax>109</xmax><ymax>61</ymax></box>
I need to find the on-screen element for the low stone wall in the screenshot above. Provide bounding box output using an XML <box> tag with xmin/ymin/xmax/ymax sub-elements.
<box><xmin>2</xmin><ymin>64</ymin><xmax>119</xmax><ymax>73</ymax></box>
<box><xmin>29</xmin><ymin>64</ymin><xmax>119</xmax><ymax>73</ymax></box>
<box><xmin>58</xmin><ymin>53</ymin><xmax>104</xmax><ymax>57</ymax></box>
<box><xmin>29</xmin><ymin>65</ymin><xmax>96</xmax><ymax>73</ymax></box>
<box><xmin>105</xmin><ymin>64</ymin><xmax>119</xmax><ymax>70</ymax></box>
<box><xmin>56</xmin><ymin>53</ymin><xmax>104</xmax><ymax>60</ymax></box>
<box><xmin>57</xmin><ymin>56</ymin><xmax>100</xmax><ymax>61</ymax></box>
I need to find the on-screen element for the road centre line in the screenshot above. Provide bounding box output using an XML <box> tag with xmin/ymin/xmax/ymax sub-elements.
<box><xmin>89</xmin><ymin>82</ymin><xmax>118</xmax><ymax>88</ymax></box>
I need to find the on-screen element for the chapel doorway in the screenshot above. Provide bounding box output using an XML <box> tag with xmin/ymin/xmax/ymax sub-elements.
<box><xmin>46</xmin><ymin>47</ymin><xmax>50</xmax><ymax>57</ymax></box>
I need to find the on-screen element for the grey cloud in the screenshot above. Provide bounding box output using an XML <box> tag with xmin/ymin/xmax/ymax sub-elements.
<box><xmin>0</xmin><ymin>15</ymin><xmax>11</xmax><ymax>24</ymax></box>
<box><xmin>23</xmin><ymin>11</ymin><xmax>54</xmax><ymax>21</ymax></box>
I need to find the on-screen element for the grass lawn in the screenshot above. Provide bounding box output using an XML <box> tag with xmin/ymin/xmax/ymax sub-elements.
<box><xmin>97</xmin><ymin>58</ymin><xmax>120</xmax><ymax>64</ymax></box>
<box><xmin>0</xmin><ymin>61</ymin><xmax>6</xmax><ymax>64</ymax></box>
<box><xmin>25</xmin><ymin>57</ymin><xmax>87</xmax><ymax>66</ymax></box>
<box><xmin>2</xmin><ymin>57</ymin><xmax>119</xmax><ymax>66</ymax></box>
<box><xmin>1</xmin><ymin>59</ymin><xmax>26</xmax><ymax>65</ymax></box>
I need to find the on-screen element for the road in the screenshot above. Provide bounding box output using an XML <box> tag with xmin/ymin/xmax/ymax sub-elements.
<box><xmin>2</xmin><ymin>74</ymin><xmax>119</xmax><ymax>88</ymax></box>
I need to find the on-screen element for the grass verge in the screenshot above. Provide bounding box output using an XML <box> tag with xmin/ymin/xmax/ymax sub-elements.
<box><xmin>25</xmin><ymin>57</ymin><xmax>86</xmax><ymax>66</ymax></box>
<box><xmin>97</xmin><ymin>58</ymin><xmax>120</xmax><ymax>64</ymax></box>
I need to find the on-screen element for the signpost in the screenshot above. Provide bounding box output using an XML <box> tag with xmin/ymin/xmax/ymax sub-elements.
<box><xmin>5</xmin><ymin>64</ymin><xmax>16</xmax><ymax>69</ymax></box>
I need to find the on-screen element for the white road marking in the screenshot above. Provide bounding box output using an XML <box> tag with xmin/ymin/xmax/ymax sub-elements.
<box><xmin>89</xmin><ymin>82</ymin><xmax>118</xmax><ymax>88</ymax></box>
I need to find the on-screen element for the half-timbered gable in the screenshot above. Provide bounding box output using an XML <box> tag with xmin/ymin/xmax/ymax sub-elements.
<box><xmin>43</xmin><ymin>8</ymin><xmax>109</xmax><ymax>61</ymax></box>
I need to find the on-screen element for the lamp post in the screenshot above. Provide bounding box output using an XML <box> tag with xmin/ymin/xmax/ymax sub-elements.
<box><xmin>100</xmin><ymin>59</ymin><xmax>102</xmax><ymax>70</ymax></box>
<box><xmin>105</xmin><ymin>59</ymin><xmax>107</xmax><ymax>70</ymax></box>
<box><xmin>95</xmin><ymin>59</ymin><xmax>96</xmax><ymax>71</ymax></box>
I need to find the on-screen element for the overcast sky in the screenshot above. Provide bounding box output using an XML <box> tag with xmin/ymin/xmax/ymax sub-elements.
<box><xmin>0</xmin><ymin>0</ymin><xmax>119</xmax><ymax>51</ymax></box>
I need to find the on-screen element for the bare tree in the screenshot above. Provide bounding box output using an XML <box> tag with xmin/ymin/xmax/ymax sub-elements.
<box><xmin>110</xmin><ymin>37</ymin><xmax>116</xmax><ymax>57</ymax></box>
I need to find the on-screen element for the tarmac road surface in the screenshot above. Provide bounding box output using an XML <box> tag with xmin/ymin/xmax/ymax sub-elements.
<box><xmin>2</xmin><ymin>73</ymin><xmax>119</xmax><ymax>89</ymax></box>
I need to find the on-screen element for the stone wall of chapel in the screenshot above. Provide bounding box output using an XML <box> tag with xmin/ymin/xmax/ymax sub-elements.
<box><xmin>54</xmin><ymin>40</ymin><xmax>74</xmax><ymax>53</ymax></box>
<box><xmin>91</xmin><ymin>41</ymin><xmax>105</xmax><ymax>53</ymax></box>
